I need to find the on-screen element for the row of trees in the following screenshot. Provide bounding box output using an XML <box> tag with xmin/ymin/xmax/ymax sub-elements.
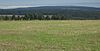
<box><xmin>0</xmin><ymin>14</ymin><xmax>67</xmax><ymax>20</ymax></box>
<box><xmin>0</xmin><ymin>12</ymin><xmax>100</xmax><ymax>20</ymax></box>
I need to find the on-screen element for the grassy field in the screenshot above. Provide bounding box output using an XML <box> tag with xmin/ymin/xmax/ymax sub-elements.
<box><xmin>0</xmin><ymin>20</ymin><xmax>100</xmax><ymax>51</ymax></box>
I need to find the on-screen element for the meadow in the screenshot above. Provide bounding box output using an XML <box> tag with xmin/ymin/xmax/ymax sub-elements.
<box><xmin>0</xmin><ymin>20</ymin><xmax>100</xmax><ymax>51</ymax></box>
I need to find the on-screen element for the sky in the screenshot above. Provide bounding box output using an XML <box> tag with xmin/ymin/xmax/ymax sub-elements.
<box><xmin>0</xmin><ymin>0</ymin><xmax>100</xmax><ymax>9</ymax></box>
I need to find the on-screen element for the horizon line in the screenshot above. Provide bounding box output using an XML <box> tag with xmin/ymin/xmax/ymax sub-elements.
<box><xmin>0</xmin><ymin>5</ymin><xmax>100</xmax><ymax>9</ymax></box>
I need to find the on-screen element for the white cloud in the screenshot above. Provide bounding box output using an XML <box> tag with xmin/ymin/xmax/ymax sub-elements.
<box><xmin>0</xmin><ymin>6</ymin><xmax>33</xmax><ymax>9</ymax></box>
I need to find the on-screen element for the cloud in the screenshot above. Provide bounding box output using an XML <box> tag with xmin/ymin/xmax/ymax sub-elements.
<box><xmin>0</xmin><ymin>6</ymin><xmax>33</xmax><ymax>9</ymax></box>
<box><xmin>73</xmin><ymin>2</ymin><xmax>100</xmax><ymax>7</ymax></box>
<box><xmin>0</xmin><ymin>0</ymin><xmax>100</xmax><ymax>8</ymax></box>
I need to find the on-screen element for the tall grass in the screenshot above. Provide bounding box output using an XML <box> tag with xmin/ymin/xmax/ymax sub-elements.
<box><xmin>0</xmin><ymin>20</ymin><xmax>100</xmax><ymax>51</ymax></box>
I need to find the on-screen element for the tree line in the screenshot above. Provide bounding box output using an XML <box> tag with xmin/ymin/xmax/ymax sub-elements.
<box><xmin>0</xmin><ymin>10</ymin><xmax>100</xmax><ymax>20</ymax></box>
<box><xmin>0</xmin><ymin>7</ymin><xmax>100</xmax><ymax>20</ymax></box>
<box><xmin>0</xmin><ymin>13</ymin><xmax>67</xmax><ymax>20</ymax></box>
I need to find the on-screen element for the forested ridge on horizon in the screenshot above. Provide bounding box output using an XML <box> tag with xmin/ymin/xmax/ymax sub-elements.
<box><xmin>0</xmin><ymin>6</ymin><xmax>100</xmax><ymax>20</ymax></box>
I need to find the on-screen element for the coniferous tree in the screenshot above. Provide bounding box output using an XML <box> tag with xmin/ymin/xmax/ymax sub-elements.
<box><xmin>4</xmin><ymin>16</ymin><xmax>9</xmax><ymax>20</ymax></box>
<box><xmin>11</xmin><ymin>15</ymin><xmax>16</xmax><ymax>20</ymax></box>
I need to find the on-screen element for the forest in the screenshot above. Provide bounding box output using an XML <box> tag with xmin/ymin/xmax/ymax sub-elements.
<box><xmin>0</xmin><ymin>6</ymin><xmax>100</xmax><ymax>20</ymax></box>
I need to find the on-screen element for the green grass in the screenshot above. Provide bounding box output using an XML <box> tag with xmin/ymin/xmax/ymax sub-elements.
<box><xmin>0</xmin><ymin>20</ymin><xmax>100</xmax><ymax>51</ymax></box>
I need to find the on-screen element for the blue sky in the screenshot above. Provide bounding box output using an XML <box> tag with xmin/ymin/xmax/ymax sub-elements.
<box><xmin>0</xmin><ymin>0</ymin><xmax>100</xmax><ymax>9</ymax></box>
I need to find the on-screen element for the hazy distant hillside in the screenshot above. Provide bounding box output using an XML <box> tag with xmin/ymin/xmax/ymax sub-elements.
<box><xmin>0</xmin><ymin>6</ymin><xmax>100</xmax><ymax>20</ymax></box>
<box><xmin>0</xmin><ymin>6</ymin><xmax>100</xmax><ymax>14</ymax></box>
<box><xmin>13</xmin><ymin>6</ymin><xmax>100</xmax><ymax>11</ymax></box>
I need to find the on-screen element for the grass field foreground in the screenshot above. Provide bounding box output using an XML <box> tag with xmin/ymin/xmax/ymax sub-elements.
<box><xmin>0</xmin><ymin>20</ymin><xmax>100</xmax><ymax>51</ymax></box>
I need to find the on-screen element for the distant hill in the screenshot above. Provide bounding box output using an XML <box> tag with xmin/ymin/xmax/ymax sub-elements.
<box><xmin>0</xmin><ymin>6</ymin><xmax>100</xmax><ymax>20</ymax></box>
<box><xmin>0</xmin><ymin>6</ymin><xmax>100</xmax><ymax>14</ymax></box>
<box><xmin>13</xmin><ymin>6</ymin><xmax>100</xmax><ymax>11</ymax></box>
